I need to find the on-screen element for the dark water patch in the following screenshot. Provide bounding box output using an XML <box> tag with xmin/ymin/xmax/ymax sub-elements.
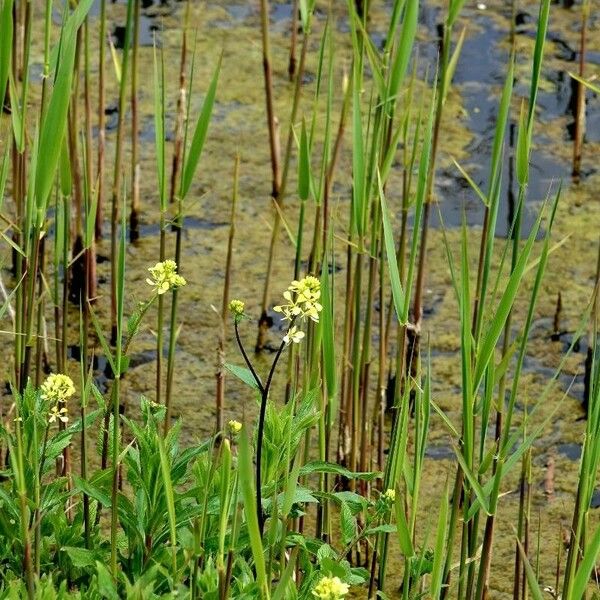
<box><xmin>411</xmin><ymin>11</ymin><xmax>561</xmax><ymax>237</ymax></box>
<box><xmin>515</xmin><ymin>11</ymin><xmax>534</xmax><ymax>28</ymax></box>
<box><xmin>370</xmin><ymin>30</ymin><xmax>386</xmax><ymax>52</ymax></box>
<box><xmin>223</xmin><ymin>4</ymin><xmax>256</xmax><ymax>21</ymax></box>
<box><xmin>425</xmin><ymin>444</ymin><xmax>455</xmax><ymax>460</ymax></box>
<box><xmin>520</xmin><ymin>354</ymin><xmax>586</xmax><ymax>405</ymax></box>
<box><xmin>67</xmin><ymin>344</ymin><xmax>157</xmax><ymax>393</ymax></box>
<box><xmin>208</xmin><ymin>4</ymin><xmax>259</xmax><ymax>29</ymax></box>
<box><xmin>112</xmin><ymin>20</ymin><xmax>160</xmax><ymax>49</ymax></box>
<box><xmin>554</xmin><ymin>331</ymin><xmax>589</xmax><ymax>355</ymax></box>
<box><xmin>302</xmin><ymin>71</ymin><xmax>316</xmax><ymax>85</ymax></box>
<box><xmin>90</xmin><ymin>0</ymin><xmax>180</xmax><ymax>18</ymax></box>
<box><xmin>133</xmin><ymin>216</ymin><xmax>227</xmax><ymax>239</ymax></box>
<box><xmin>28</xmin><ymin>63</ymin><xmax>45</xmax><ymax>84</ymax></box>
<box><xmin>271</xmin><ymin>2</ymin><xmax>293</xmax><ymax>23</ymax></box>
<box><xmin>556</xmin><ymin>443</ymin><xmax>581</xmax><ymax>460</ymax></box>
<box><xmin>300</xmin><ymin>260</ymin><xmax>343</xmax><ymax>275</ymax></box>
<box><xmin>68</xmin><ymin>345</ymin><xmax>113</xmax><ymax>393</ymax></box>
<box><xmin>92</xmin><ymin>103</ymin><xmax>120</xmax><ymax>135</ymax></box>
<box><xmin>128</xmin><ymin>350</ymin><xmax>156</xmax><ymax>369</ymax></box>
<box><xmin>591</xmin><ymin>489</ymin><xmax>600</xmax><ymax>508</ymax></box>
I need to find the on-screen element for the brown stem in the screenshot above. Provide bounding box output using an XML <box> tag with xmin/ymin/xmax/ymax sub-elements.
<box><xmin>216</xmin><ymin>158</ymin><xmax>240</xmax><ymax>429</ymax></box>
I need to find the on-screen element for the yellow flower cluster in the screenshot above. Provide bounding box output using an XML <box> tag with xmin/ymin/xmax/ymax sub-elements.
<box><xmin>40</xmin><ymin>374</ymin><xmax>75</xmax><ymax>403</ymax></box>
<box><xmin>283</xmin><ymin>326</ymin><xmax>305</xmax><ymax>345</ymax></box>
<box><xmin>312</xmin><ymin>576</ymin><xmax>350</xmax><ymax>599</ymax></box>
<box><xmin>382</xmin><ymin>488</ymin><xmax>396</xmax><ymax>503</ymax></box>
<box><xmin>228</xmin><ymin>419</ymin><xmax>242</xmax><ymax>434</ymax></box>
<box><xmin>41</xmin><ymin>374</ymin><xmax>75</xmax><ymax>425</ymax></box>
<box><xmin>146</xmin><ymin>260</ymin><xmax>187</xmax><ymax>295</ymax></box>
<box><xmin>48</xmin><ymin>405</ymin><xmax>69</xmax><ymax>424</ymax></box>
<box><xmin>274</xmin><ymin>276</ymin><xmax>322</xmax><ymax>323</ymax></box>
<box><xmin>229</xmin><ymin>300</ymin><xmax>245</xmax><ymax>317</ymax></box>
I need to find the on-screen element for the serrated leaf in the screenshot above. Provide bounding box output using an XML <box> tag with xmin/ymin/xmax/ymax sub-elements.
<box><xmin>340</xmin><ymin>501</ymin><xmax>356</xmax><ymax>545</ymax></box>
<box><xmin>62</xmin><ymin>546</ymin><xmax>98</xmax><ymax>569</ymax></box>
<box><xmin>225</xmin><ymin>363</ymin><xmax>260</xmax><ymax>390</ymax></box>
<box><xmin>299</xmin><ymin>460</ymin><xmax>380</xmax><ymax>481</ymax></box>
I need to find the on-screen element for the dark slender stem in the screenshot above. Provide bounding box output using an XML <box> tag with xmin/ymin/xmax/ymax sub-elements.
<box><xmin>234</xmin><ymin>322</ymin><xmax>264</xmax><ymax>394</ymax></box>
<box><xmin>256</xmin><ymin>336</ymin><xmax>288</xmax><ymax>534</ymax></box>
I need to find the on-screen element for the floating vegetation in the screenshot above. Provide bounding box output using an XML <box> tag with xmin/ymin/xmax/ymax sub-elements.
<box><xmin>0</xmin><ymin>0</ymin><xmax>599</xmax><ymax>598</ymax></box>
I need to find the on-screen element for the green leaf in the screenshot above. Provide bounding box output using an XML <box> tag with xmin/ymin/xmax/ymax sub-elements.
<box><xmin>453</xmin><ymin>447</ymin><xmax>490</xmax><ymax>516</ymax></box>
<box><xmin>387</xmin><ymin>0</ymin><xmax>419</xmax><ymax>108</ymax></box>
<box><xmin>340</xmin><ymin>501</ymin><xmax>356</xmax><ymax>545</ymax></box>
<box><xmin>443</xmin><ymin>27</ymin><xmax>466</xmax><ymax>102</ymax></box>
<box><xmin>238</xmin><ymin>426</ymin><xmax>270</xmax><ymax>599</ymax></box>
<box><xmin>180</xmin><ymin>56</ymin><xmax>221</xmax><ymax>199</ymax></box>
<box><xmin>62</xmin><ymin>546</ymin><xmax>98</xmax><ymax>569</ymax></box>
<box><xmin>429</xmin><ymin>486</ymin><xmax>449</xmax><ymax>598</ymax></box>
<box><xmin>515</xmin><ymin>537</ymin><xmax>544</xmax><ymax>600</ymax></box>
<box><xmin>272</xmin><ymin>547</ymin><xmax>299</xmax><ymax>600</ymax></box>
<box><xmin>225</xmin><ymin>363</ymin><xmax>260</xmax><ymax>390</ymax></box>
<box><xmin>453</xmin><ymin>159</ymin><xmax>488</xmax><ymax>207</ymax></box>
<box><xmin>364</xmin><ymin>524</ymin><xmax>397</xmax><ymax>535</ymax></box>
<box><xmin>395</xmin><ymin>492</ymin><xmax>414</xmax><ymax>557</ymax></box>
<box><xmin>158</xmin><ymin>436</ymin><xmax>178</xmax><ymax>552</ymax></box>
<box><xmin>379</xmin><ymin>173</ymin><xmax>407</xmax><ymax>324</ymax></box>
<box><xmin>515</xmin><ymin>99</ymin><xmax>529</xmax><ymax>187</ymax></box>
<box><xmin>95</xmin><ymin>561</ymin><xmax>119</xmax><ymax>600</ymax></box>
<box><xmin>320</xmin><ymin>261</ymin><xmax>337</xmax><ymax>404</ymax></box>
<box><xmin>351</xmin><ymin>63</ymin><xmax>366</xmax><ymax>237</ymax></box>
<box><xmin>35</xmin><ymin>0</ymin><xmax>93</xmax><ymax>215</ymax></box>
<box><xmin>571</xmin><ymin>524</ymin><xmax>600</xmax><ymax>599</ymax></box>
<box><xmin>72</xmin><ymin>473</ymin><xmax>112</xmax><ymax>508</ymax></box>
<box><xmin>8</xmin><ymin>71</ymin><xmax>23</xmax><ymax>152</ymax></box>
<box><xmin>473</xmin><ymin>211</ymin><xmax>541</xmax><ymax>392</ymax></box>
<box><xmin>298</xmin><ymin>119</ymin><xmax>311</xmax><ymax>201</ymax></box>
<box><xmin>569</xmin><ymin>72</ymin><xmax>600</xmax><ymax>95</ymax></box>
<box><xmin>0</xmin><ymin>0</ymin><xmax>13</xmax><ymax>109</ymax></box>
<box><xmin>154</xmin><ymin>43</ymin><xmax>167</xmax><ymax>210</ymax></box>
<box><xmin>299</xmin><ymin>461</ymin><xmax>381</xmax><ymax>481</ymax></box>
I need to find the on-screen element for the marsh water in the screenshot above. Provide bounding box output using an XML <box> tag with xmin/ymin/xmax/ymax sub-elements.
<box><xmin>20</xmin><ymin>0</ymin><xmax>600</xmax><ymax>596</ymax></box>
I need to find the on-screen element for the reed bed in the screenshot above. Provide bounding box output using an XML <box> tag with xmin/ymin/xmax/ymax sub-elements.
<box><xmin>0</xmin><ymin>0</ymin><xmax>598</xmax><ymax>598</ymax></box>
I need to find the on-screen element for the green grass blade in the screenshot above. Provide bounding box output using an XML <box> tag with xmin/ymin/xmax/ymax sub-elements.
<box><xmin>351</xmin><ymin>62</ymin><xmax>366</xmax><ymax>238</ymax></box>
<box><xmin>0</xmin><ymin>0</ymin><xmax>13</xmax><ymax>108</ymax></box>
<box><xmin>571</xmin><ymin>524</ymin><xmax>600</xmax><ymax>599</ymax></box>
<box><xmin>238</xmin><ymin>426</ymin><xmax>270</xmax><ymax>598</ymax></box>
<box><xmin>298</xmin><ymin>118</ymin><xmax>311</xmax><ymax>201</ymax></box>
<box><xmin>158</xmin><ymin>435</ymin><xmax>178</xmax><ymax>573</ymax></box>
<box><xmin>379</xmin><ymin>173</ymin><xmax>407</xmax><ymax>324</ymax></box>
<box><xmin>320</xmin><ymin>258</ymin><xmax>337</xmax><ymax>405</ymax></box>
<box><xmin>473</xmin><ymin>211</ymin><xmax>542</xmax><ymax>391</ymax></box>
<box><xmin>153</xmin><ymin>43</ymin><xmax>167</xmax><ymax>210</ymax></box>
<box><xmin>387</xmin><ymin>0</ymin><xmax>418</xmax><ymax>108</ymax></box>
<box><xmin>516</xmin><ymin>537</ymin><xmax>545</xmax><ymax>600</ymax></box>
<box><xmin>180</xmin><ymin>56</ymin><xmax>221</xmax><ymax>199</ymax></box>
<box><xmin>429</xmin><ymin>485</ymin><xmax>449</xmax><ymax>598</ymax></box>
<box><xmin>35</xmin><ymin>1</ymin><xmax>93</xmax><ymax>216</ymax></box>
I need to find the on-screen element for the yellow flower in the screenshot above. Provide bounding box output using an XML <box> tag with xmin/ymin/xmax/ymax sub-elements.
<box><xmin>228</xmin><ymin>420</ymin><xmax>242</xmax><ymax>434</ymax></box>
<box><xmin>312</xmin><ymin>576</ymin><xmax>350</xmax><ymax>599</ymax></box>
<box><xmin>40</xmin><ymin>374</ymin><xmax>75</xmax><ymax>403</ymax></box>
<box><xmin>48</xmin><ymin>405</ymin><xmax>69</xmax><ymax>424</ymax></box>
<box><xmin>146</xmin><ymin>260</ymin><xmax>187</xmax><ymax>295</ymax></box>
<box><xmin>273</xmin><ymin>276</ymin><xmax>323</xmax><ymax>324</ymax></box>
<box><xmin>229</xmin><ymin>300</ymin><xmax>245</xmax><ymax>317</ymax></box>
<box><xmin>283</xmin><ymin>326</ymin><xmax>305</xmax><ymax>345</ymax></box>
<box><xmin>383</xmin><ymin>488</ymin><xmax>396</xmax><ymax>503</ymax></box>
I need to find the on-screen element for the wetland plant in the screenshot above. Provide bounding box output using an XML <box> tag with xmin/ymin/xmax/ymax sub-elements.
<box><xmin>0</xmin><ymin>0</ymin><xmax>599</xmax><ymax>598</ymax></box>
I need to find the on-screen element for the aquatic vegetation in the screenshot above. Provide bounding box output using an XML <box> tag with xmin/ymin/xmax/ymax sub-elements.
<box><xmin>0</xmin><ymin>0</ymin><xmax>598</xmax><ymax>598</ymax></box>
